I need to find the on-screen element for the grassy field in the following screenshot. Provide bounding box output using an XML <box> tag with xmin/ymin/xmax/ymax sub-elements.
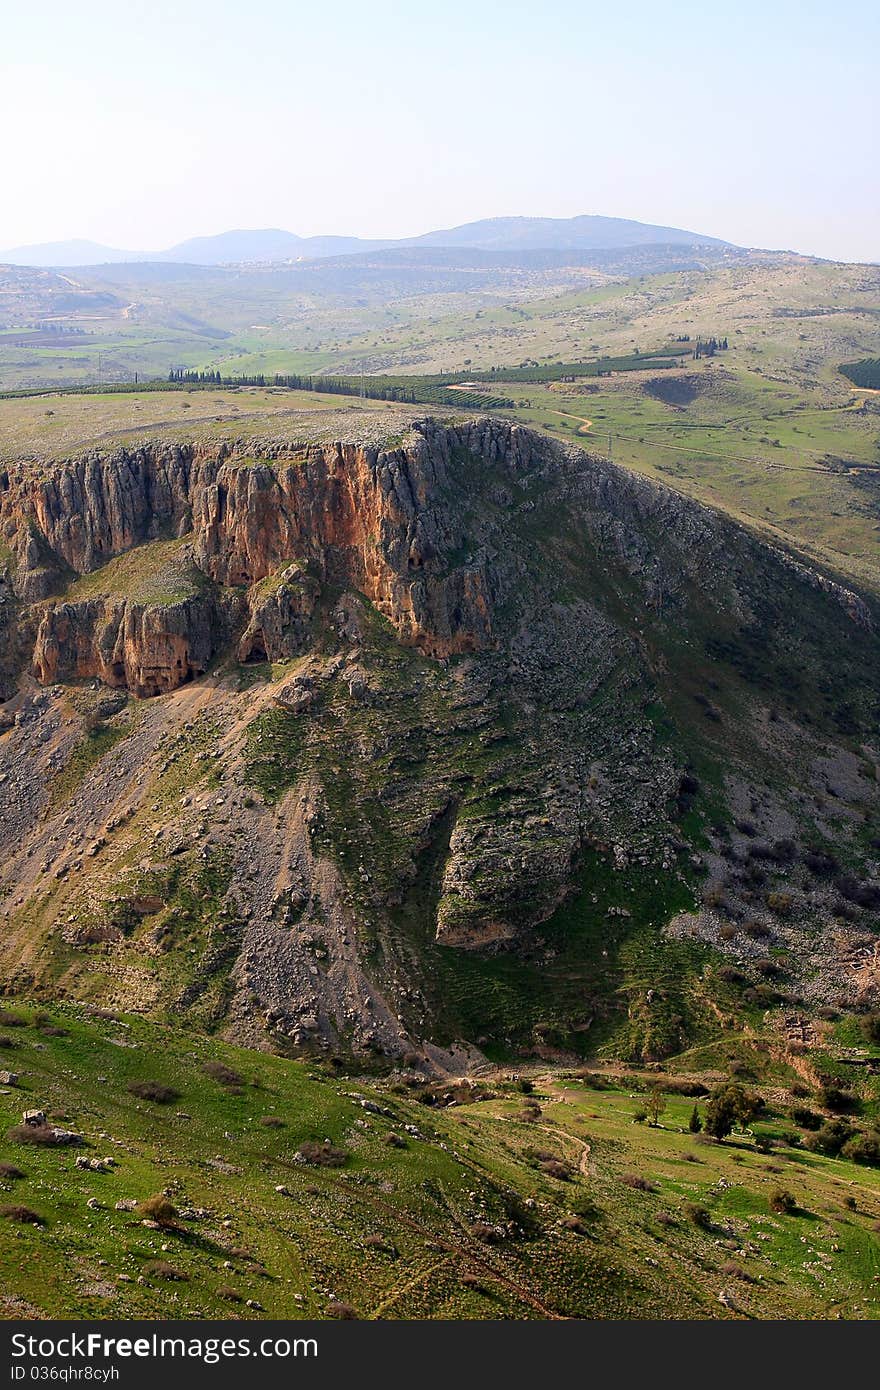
<box><xmin>1</xmin><ymin>1001</ymin><xmax>878</xmax><ymax>1320</ymax></box>
<box><xmin>502</xmin><ymin>361</ymin><xmax>880</xmax><ymax>587</ymax></box>
<box><xmin>0</xmin><ymin>388</ymin><xmax>406</xmax><ymax>464</ymax></box>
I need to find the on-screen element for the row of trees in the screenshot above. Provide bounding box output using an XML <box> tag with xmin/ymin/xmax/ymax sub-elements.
<box><xmin>692</xmin><ymin>336</ymin><xmax>729</xmax><ymax>359</ymax></box>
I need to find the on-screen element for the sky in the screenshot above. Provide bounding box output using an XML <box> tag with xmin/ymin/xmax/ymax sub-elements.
<box><xmin>1</xmin><ymin>0</ymin><xmax>877</xmax><ymax>261</ymax></box>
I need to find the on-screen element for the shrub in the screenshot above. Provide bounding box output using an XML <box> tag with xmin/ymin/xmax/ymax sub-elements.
<box><xmin>689</xmin><ymin>1105</ymin><xmax>702</xmax><ymax>1133</ymax></box>
<box><xmin>620</xmin><ymin>1173</ymin><xmax>654</xmax><ymax>1192</ymax></box>
<box><xmin>460</xmin><ymin>1272</ymin><xmax>484</xmax><ymax>1288</ymax></box>
<box><xmin>128</xmin><ymin>1081</ymin><xmax>180</xmax><ymax>1104</ymax></box>
<box><xmin>218</xmin><ymin>1286</ymin><xmax>243</xmax><ymax>1302</ymax></box>
<box><xmin>259</xmin><ymin>1116</ymin><xmax>285</xmax><ymax>1128</ymax></box>
<box><xmin>754</xmin><ymin>957</ymin><xmax>781</xmax><ymax>977</ymax></box>
<box><xmin>841</xmin><ymin>1133</ymin><xmax>880</xmax><ymax>1167</ymax></box>
<box><xmin>818</xmin><ymin>1086</ymin><xmax>858</xmax><ymax>1114</ymax></box>
<box><xmin>791</xmin><ymin>1106</ymin><xmax>822</xmax><ymax>1130</ymax></box>
<box><xmin>720</xmin><ymin>1260</ymin><xmax>754</xmax><ymax>1283</ymax></box>
<box><xmin>574</xmin><ymin>1070</ymin><xmax>610</xmax><ymax>1090</ymax></box>
<box><xmin>7</xmin><ymin>1125</ymin><xmax>78</xmax><ymax>1147</ymax></box>
<box><xmin>666</xmin><ymin>1080</ymin><xmax>708</xmax><ymax>1098</ymax></box>
<box><xmin>860</xmin><ymin>1013</ymin><xmax>880</xmax><ymax>1045</ymax></box>
<box><xmin>743</xmin><ymin>920</ymin><xmax>772</xmax><ymax>939</ymax></box>
<box><xmin>561</xmin><ymin>1215</ymin><xmax>587</xmax><ymax>1233</ymax></box>
<box><xmin>0</xmin><ymin>1163</ymin><xmax>25</xmax><ymax>1180</ymax></box>
<box><xmin>143</xmin><ymin>1260</ymin><xmax>188</xmax><ymax>1281</ymax></box>
<box><xmin>297</xmin><ymin>1140</ymin><xmax>348</xmax><ymax>1168</ymax></box>
<box><xmin>632</xmin><ymin>1109</ymin><xmax>647</xmax><ymax>1124</ymax></box>
<box><xmin>684</xmin><ymin>1202</ymin><xmax>711</xmax><ymax>1229</ymax></box>
<box><xmin>364</xmin><ymin>1234</ymin><xmax>395</xmax><ymax>1254</ymax></box>
<box><xmin>326</xmin><ymin>1302</ymin><xmax>358</xmax><ymax>1319</ymax></box>
<box><xmin>138</xmin><ymin>1194</ymin><xmax>179</xmax><ymax>1227</ymax></box>
<box><xmin>0</xmin><ymin>1204</ymin><xmax>43</xmax><ymax>1224</ymax></box>
<box><xmin>202</xmin><ymin>1061</ymin><xmax>245</xmax><ymax>1088</ymax></box>
<box><xmin>468</xmin><ymin>1221</ymin><xmax>502</xmax><ymax>1244</ymax></box>
<box><xmin>540</xmin><ymin>1159</ymin><xmax>571</xmax><ymax>1181</ymax></box>
<box><xmin>515</xmin><ymin>1078</ymin><xmax>534</xmax><ymax>1094</ymax></box>
<box><xmin>384</xmin><ymin>1132</ymin><xmax>406</xmax><ymax>1149</ymax></box>
<box><xmin>717</xmin><ymin>965</ymin><xmax>745</xmax><ymax>985</ymax></box>
<box><xmin>769</xmin><ymin>1188</ymin><xmax>795</xmax><ymax>1215</ymax></box>
<box><xmin>0</xmin><ymin>1010</ymin><xmax>26</xmax><ymax>1027</ymax></box>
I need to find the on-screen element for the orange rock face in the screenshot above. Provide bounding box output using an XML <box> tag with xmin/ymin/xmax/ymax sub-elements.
<box><xmin>0</xmin><ymin>425</ymin><xmax>503</xmax><ymax>696</ymax></box>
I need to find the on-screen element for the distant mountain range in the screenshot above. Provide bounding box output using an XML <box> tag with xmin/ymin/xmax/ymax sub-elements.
<box><xmin>0</xmin><ymin>215</ymin><xmax>734</xmax><ymax>268</ymax></box>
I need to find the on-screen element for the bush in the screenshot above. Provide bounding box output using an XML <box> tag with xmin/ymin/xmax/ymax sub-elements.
<box><xmin>769</xmin><ymin>1188</ymin><xmax>795</xmax><ymax>1215</ymax></box>
<box><xmin>468</xmin><ymin>1221</ymin><xmax>502</xmax><ymax>1244</ymax></box>
<box><xmin>0</xmin><ymin>1010</ymin><xmax>26</xmax><ymax>1027</ymax></box>
<box><xmin>202</xmin><ymin>1061</ymin><xmax>245</xmax><ymax>1088</ymax></box>
<box><xmin>326</xmin><ymin>1302</ymin><xmax>358</xmax><ymax>1319</ymax></box>
<box><xmin>259</xmin><ymin>1116</ymin><xmax>285</xmax><ymax>1128</ymax></box>
<box><xmin>384</xmin><ymin>1132</ymin><xmax>406</xmax><ymax>1149</ymax></box>
<box><xmin>743</xmin><ymin>920</ymin><xmax>772</xmax><ymax>939</ymax></box>
<box><xmin>540</xmin><ymin>1159</ymin><xmax>572</xmax><ymax>1181</ymax></box>
<box><xmin>818</xmin><ymin>1086</ymin><xmax>858</xmax><ymax>1114</ymax></box>
<box><xmin>138</xmin><ymin>1195</ymin><xmax>179</xmax><ymax>1227</ymax></box>
<box><xmin>804</xmin><ymin>1119</ymin><xmax>854</xmax><ymax>1157</ymax></box>
<box><xmin>7</xmin><ymin>1125</ymin><xmax>78</xmax><ymax>1147</ymax></box>
<box><xmin>128</xmin><ymin>1081</ymin><xmax>180</xmax><ymax>1104</ymax></box>
<box><xmin>688</xmin><ymin>1105</ymin><xmax>703</xmax><ymax>1134</ymax></box>
<box><xmin>515</xmin><ymin>1078</ymin><xmax>534</xmax><ymax>1094</ymax></box>
<box><xmin>0</xmin><ymin>1204</ymin><xmax>43</xmax><ymax>1224</ymax></box>
<box><xmin>561</xmin><ymin>1215</ymin><xmax>587</xmax><ymax>1234</ymax></box>
<box><xmin>684</xmin><ymin>1202</ymin><xmax>711</xmax><ymax>1229</ymax></box>
<box><xmin>666</xmin><ymin>1080</ymin><xmax>708</xmax><ymax>1098</ymax></box>
<box><xmin>632</xmin><ymin>1109</ymin><xmax>647</xmax><ymax>1124</ymax></box>
<box><xmin>841</xmin><ymin>1133</ymin><xmax>880</xmax><ymax>1167</ymax></box>
<box><xmin>143</xmin><ymin>1260</ymin><xmax>188</xmax><ymax>1281</ymax></box>
<box><xmin>791</xmin><ymin>1107</ymin><xmax>822</xmax><ymax>1130</ymax></box>
<box><xmin>861</xmin><ymin>1013</ymin><xmax>880</xmax><ymax>1045</ymax></box>
<box><xmin>218</xmin><ymin>1286</ymin><xmax>243</xmax><ymax>1302</ymax></box>
<box><xmin>620</xmin><ymin>1173</ymin><xmax>654</xmax><ymax>1192</ymax></box>
<box><xmin>0</xmin><ymin>1163</ymin><xmax>25</xmax><ymax>1180</ymax></box>
<box><xmin>574</xmin><ymin>1070</ymin><xmax>610</xmax><ymax>1090</ymax></box>
<box><xmin>297</xmin><ymin>1140</ymin><xmax>348</xmax><ymax>1168</ymax></box>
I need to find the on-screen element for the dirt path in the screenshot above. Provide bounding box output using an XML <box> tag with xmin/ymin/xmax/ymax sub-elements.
<box><xmin>548</xmin><ymin>409</ymin><xmax>593</xmax><ymax>435</ymax></box>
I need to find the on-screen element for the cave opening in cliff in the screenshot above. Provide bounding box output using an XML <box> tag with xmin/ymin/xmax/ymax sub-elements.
<box><xmin>243</xmin><ymin>632</ymin><xmax>268</xmax><ymax>663</ymax></box>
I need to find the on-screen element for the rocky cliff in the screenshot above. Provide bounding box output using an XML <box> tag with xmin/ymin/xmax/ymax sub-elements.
<box><xmin>0</xmin><ymin>419</ymin><xmax>878</xmax><ymax>1063</ymax></box>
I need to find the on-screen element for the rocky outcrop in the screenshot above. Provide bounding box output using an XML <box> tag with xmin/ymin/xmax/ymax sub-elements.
<box><xmin>31</xmin><ymin>593</ymin><xmax>220</xmax><ymax>697</ymax></box>
<box><xmin>237</xmin><ymin>566</ymin><xmax>320</xmax><ymax>664</ymax></box>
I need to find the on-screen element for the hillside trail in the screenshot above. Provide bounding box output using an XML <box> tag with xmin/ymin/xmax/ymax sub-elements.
<box><xmin>547</xmin><ymin>409</ymin><xmax>593</xmax><ymax>435</ymax></box>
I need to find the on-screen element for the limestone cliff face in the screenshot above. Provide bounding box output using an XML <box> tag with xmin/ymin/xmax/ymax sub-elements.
<box><xmin>0</xmin><ymin>418</ymin><xmax>873</xmax><ymax>706</ymax></box>
<box><xmin>0</xmin><ymin>426</ymin><xmax>502</xmax><ymax>692</ymax></box>
<box><xmin>31</xmin><ymin>593</ymin><xmax>220</xmax><ymax>697</ymax></box>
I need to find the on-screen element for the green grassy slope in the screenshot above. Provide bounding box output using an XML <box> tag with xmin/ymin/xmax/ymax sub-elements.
<box><xmin>1</xmin><ymin>1002</ymin><xmax>878</xmax><ymax>1320</ymax></box>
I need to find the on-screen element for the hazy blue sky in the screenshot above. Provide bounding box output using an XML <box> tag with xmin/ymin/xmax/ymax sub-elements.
<box><xmin>2</xmin><ymin>0</ymin><xmax>877</xmax><ymax>260</ymax></box>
